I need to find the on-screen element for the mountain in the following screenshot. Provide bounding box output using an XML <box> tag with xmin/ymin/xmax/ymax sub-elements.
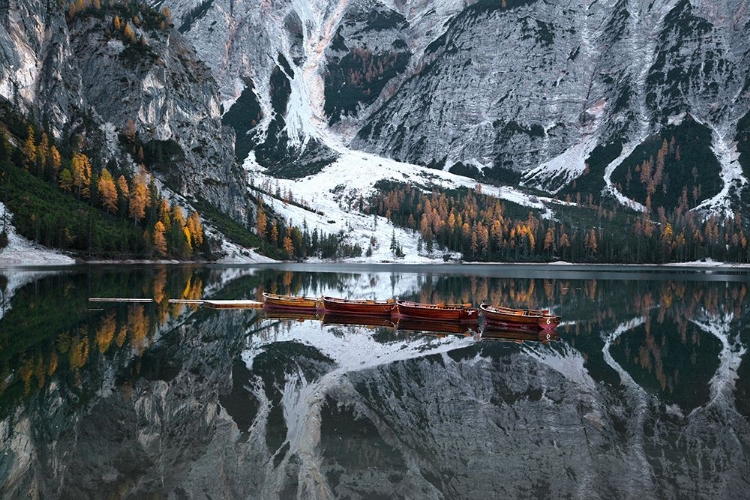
<box><xmin>0</xmin><ymin>0</ymin><xmax>247</xmax><ymax>220</ymax></box>
<box><xmin>1</xmin><ymin>0</ymin><xmax>749</xmax><ymax>263</ymax></box>
<box><xmin>167</xmin><ymin>0</ymin><xmax>750</xmax><ymax>213</ymax></box>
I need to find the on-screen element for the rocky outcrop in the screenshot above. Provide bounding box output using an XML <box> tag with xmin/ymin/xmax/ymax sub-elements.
<box><xmin>0</xmin><ymin>1</ymin><xmax>247</xmax><ymax>220</ymax></box>
<box><xmin>165</xmin><ymin>0</ymin><xmax>749</xmax><ymax>209</ymax></box>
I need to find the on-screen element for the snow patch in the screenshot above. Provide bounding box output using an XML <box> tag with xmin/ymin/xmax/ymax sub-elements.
<box><xmin>521</xmin><ymin>141</ymin><xmax>594</xmax><ymax>194</ymax></box>
<box><xmin>0</xmin><ymin>203</ymin><xmax>76</xmax><ymax>267</ymax></box>
<box><xmin>691</xmin><ymin>121</ymin><xmax>746</xmax><ymax>219</ymax></box>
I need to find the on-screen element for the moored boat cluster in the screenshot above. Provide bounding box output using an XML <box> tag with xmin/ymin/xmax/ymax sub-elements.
<box><xmin>262</xmin><ymin>293</ymin><xmax>561</xmax><ymax>332</ymax></box>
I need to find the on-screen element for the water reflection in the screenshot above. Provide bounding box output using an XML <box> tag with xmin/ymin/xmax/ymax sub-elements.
<box><xmin>0</xmin><ymin>265</ymin><xmax>747</xmax><ymax>498</ymax></box>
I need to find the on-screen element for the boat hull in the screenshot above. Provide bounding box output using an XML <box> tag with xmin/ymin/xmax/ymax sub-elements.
<box><xmin>480</xmin><ymin>304</ymin><xmax>561</xmax><ymax>330</ymax></box>
<box><xmin>262</xmin><ymin>293</ymin><xmax>319</xmax><ymax>311</ymax></box>
<box><xmin>322</xmin><ymin>296</ymin><xmax>395</xmax><ymax>316</ymax></box>
<box><xmin>396</xmin><ymin>300</ymin><xmax>478</xmax><ymax>322</ymax></box>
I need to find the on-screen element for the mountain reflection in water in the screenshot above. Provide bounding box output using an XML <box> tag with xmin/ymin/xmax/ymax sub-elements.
<box><xmin>0</xmin><ymin>264</ymin><xmax>748</xmax><ymax>499</ymax></box>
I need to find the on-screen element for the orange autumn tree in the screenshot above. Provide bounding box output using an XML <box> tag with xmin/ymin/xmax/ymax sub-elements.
<box><xmin>153</xmin><ymin>221</ymin><xmax>167</xmax><ymax>257</ymax></box>
<box><xmin>71</xmin><ymin>152</ymin><xmax>92</xmax><ymax>198</ymax></box>
<box><xmin>128</xmin><ymin>171</ymin><xmax>151</xmax><ymax>223</ymax></box>
<box><xmin>98</xmin><ymin>168</ymin><xmax>118</xmax><ymax>214</ymax></box>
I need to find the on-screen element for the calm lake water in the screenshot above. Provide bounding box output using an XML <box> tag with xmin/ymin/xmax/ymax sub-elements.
<box><xmin>0</xmin><ymin>264</ymin><xmax>749</xmax><ymax>499</ymax></box>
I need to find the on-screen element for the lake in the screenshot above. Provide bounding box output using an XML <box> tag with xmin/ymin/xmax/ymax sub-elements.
<box><xmin>0</xmin><ymin>263</ymin><xmax>748</xmax><ymax>499</ymax></box>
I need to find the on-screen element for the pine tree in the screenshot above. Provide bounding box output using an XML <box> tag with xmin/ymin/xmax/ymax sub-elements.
<box><xmin>59</xmin><ymin>169</ymin><xmax>73</xmax><ymax>192</ymax></box>
<box><xmin>36</xmin><ymin>133</ymin><xmax>49</xmax><ymax>176</ymax></box>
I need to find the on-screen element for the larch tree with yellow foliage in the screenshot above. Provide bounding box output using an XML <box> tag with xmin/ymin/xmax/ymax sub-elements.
<box><xmin>22</xmin><ymin>126</ymin><xmax>36</xmax><ymax>170</ymax></box>
<box><xmin>153</xmin><ymin>221</ymin><xmax>167</xmax><ymax>257</ymax></box>
<box><xmin>71</xmin><ymin>152</ymin><xmax>92</xmax><ymax>198</ymax></box>
<box><xmin>188</xmin><ymin>211</ymin><xmax>203</xmax><ymax>248</ymax></box>
<box><xmin>48</xmin><ymin>145</ymin><xmax>61</xmax><ymax>181</ymax></box>
<box><xmin>98</xmin><ymin>168</ymin><xmax>118</xmax><ymax>214</ymax></box>
<box><xmin>283</xmin><ymin>235</ymin><xmax>294</xmax><ymax>257</ymax></box>
<box><xmin>123</xmin><ymin>23</ymin><xmax>136</xmax><ymax>43</ymax></box>
<box><xmin>116</xmin><ymin>174</ymin><xmax>129</xmax><ymax>213</ymax></box>
<box><xmin>128</xmin><ymin>173</ymin><xmax>151</xmax><ymax>223</ymax></box>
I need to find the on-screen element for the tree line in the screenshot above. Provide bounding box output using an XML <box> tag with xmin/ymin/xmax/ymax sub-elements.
<box><xmin>252</xmin><ymin>196</ymin><xmax>363</xmax><ymax>260</ymax></box>
<box><xmin>369</xmin><ymin>181</ymin><xmax>749</xmax><ymax>263</ymax></box>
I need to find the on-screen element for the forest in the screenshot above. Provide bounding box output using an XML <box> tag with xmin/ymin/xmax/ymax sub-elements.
<box><xmin>0</xmin><ymin>113</ymin><xmax>207</xmax><ymax>259</ymax></box>
<box><xmin>369</xmin><ymin>181</ymin><xmax>749</xmax><ymax>264</ymax></box>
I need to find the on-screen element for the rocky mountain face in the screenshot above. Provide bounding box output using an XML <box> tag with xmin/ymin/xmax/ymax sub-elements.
<box><xmin>167</xmin><ymin>0</ymin><xmax>750</xmax><ymax>209</ymax></box>
<box><xmin>0</xmin><ymin>0</ymin><xmax>246</xmax><ymax>219</ymax></box>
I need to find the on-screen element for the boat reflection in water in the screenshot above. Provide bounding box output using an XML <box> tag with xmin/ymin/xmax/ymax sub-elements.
<box><xmin>263</xmin><ymin>309</ymin><xmax>320</xmax><ymax>322</ymax></box>
<box><xmin>321</xmin><ymin>313</ymin><xmax>396</xmax><ymax>329</ymax></box>
<box><xmin>481</xmin><ymin>324</ymin><xmax>560</xmax><ymax>344</ymax></box>
<box><xmin>395</xmin><ymin>317</ymin><xmax>478</xmax><ymax>337</ymax></box>
<box><xmin>263</xmin><ymin>309</ymin><xmax>557</xmax><ymax>344</ymax></box>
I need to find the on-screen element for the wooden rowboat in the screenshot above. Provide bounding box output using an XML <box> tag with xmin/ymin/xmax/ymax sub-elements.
<box><xmin>479</xmin><ymin>303</ymin><xmax>561</xmax><ymax>330</ymax></box>
<box><xmin>395</xmin><ymin>299</ymin><xmax>478</xmax><ymax>322</ymax></box>
<box><xmin>322</xmin><ymin>296</ymin><xmax>395</xmax><ymax>316</ymax></box>
<box><xmin>262</xmin><ymin>292</ymin><xmax>319</xmax><ymax>311</ymax></box>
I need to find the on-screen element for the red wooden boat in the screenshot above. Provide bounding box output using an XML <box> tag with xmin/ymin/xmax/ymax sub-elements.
<box><xmin>322</xmin><ymin>296</ymin><xmax>395</xmax><ymax>316</ymax></box>
<box><xmin>395</xmin><ymin>299</ymin><xmax>479</xmax><ymax>322</ymax></box>
<box><xmin>262</xmin><ymin>292</ymin><xmax>320</xmax><ymax>311</ymax></box>
<box><xmin>479</xmin><ymin>303</ymin><xmax>561</xmax><ymax>330</ymax></box>
<box><xmin>481</xmin><ymin>324</ymin><xmax>560</xmax><ymax>343</ymax></box>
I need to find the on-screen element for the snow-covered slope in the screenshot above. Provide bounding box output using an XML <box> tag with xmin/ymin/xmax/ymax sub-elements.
<box><xmin>0</xmin><ymin>203</ymin><xmax>75</xmax><ymax>267</ymax></box>
<box><xmin>244</xmin><ymin>147</ymin><xmax>555</xmax><ymax>262</ymax></box>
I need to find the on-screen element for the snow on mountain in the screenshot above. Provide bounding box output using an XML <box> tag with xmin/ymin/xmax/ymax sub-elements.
<box><xmin>244</xmin><ymin>147</ymin><xmax>555</xmax><ymax>262</ymax></box>
<box><xmin>520</xmin><ymin>141</ymin><xmax>596</xmax><ymax>195</ymax></box>
<box><xmin>162</xmin><ymin>0</ymin><xmax>750</xmax><ymax>218</ymax></box>
<box><xmin>0</xmin><ymin>203</ymin><xmax>76</xmax><ymax>267</ymax></box>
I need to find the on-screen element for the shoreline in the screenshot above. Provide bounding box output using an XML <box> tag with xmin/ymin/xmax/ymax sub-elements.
<box><xmin>3</xmin><ymin>259</ymin><xmax>749</xmax><ymax>272</ymax></box>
